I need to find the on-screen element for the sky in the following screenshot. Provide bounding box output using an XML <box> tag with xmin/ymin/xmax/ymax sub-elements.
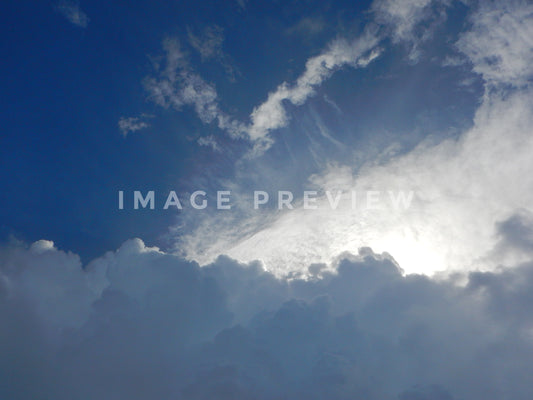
<box><xmin>1</xmin><ymin>0</ymin><xmax>533</xmax><ymax>399</ymax></box>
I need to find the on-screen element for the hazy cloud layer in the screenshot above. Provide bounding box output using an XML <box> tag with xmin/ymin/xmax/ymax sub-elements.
<box><xmin>1</xmin><ymin>238</ymin><xmax>533</xmax><ymax>399</ymax></box>
<box><xmin>183</xmin><ymin>85</ymin><xmax>533</xmax><ymax>277</ymax></box>
<box><xmin>180</xmin><ymin>0</ymin><xmax>533</xmax><ymax>277</ymax></box>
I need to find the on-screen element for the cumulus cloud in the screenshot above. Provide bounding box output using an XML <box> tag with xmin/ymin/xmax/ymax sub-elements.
<box><xmin>2</xmin><ymin>238</ymin><xmax>533</xmax><ymax>399</ymax></box>
<box><xmin>56</xmin><ymin>0</ymin><xmax>89</xmax><ymax>28</ymax></box>
<box><xmin>456</xmin><ymin>0</ymin><xmax>533</xmax><ymax>86</ymax></box>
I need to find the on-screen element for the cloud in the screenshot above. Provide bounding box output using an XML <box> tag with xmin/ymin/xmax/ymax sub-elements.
<box><xmin>56</xmin><ymin>0</ymin><xmax>89</xmax><ymax>28</ymax></box>
<box><xmin>144</xmin><ymin>38</ymin><xmax>248</xmax><ymax>140</ymax></box>
<box><xmin>456</xmin><ymin>0</ymin><xmax>533</xmax><ymax>86</ymax></box>
<box><xmin>188</xmin><ymin>25</ymin><xmax>239</xmax><ymax>81</ymax></box>
<box><xmin>197</xmin><ymin>135</ymin><xmax>222</xmax><ymax>152</ymax></box>
<box><xmin>179</xmin><ymin>0</ymin><xmax>533</xmax><ymax>277</ymax></box>
<box><xmin>323</xmin><ymin>94</ymin><xmax>343</xmax><ymax>114</ymax></box>
<box><xmin>144</xmin><ymin>31</ymin><xmax>381</xmax><ymax>154</ymax></box>
<box><xmin>372</xmin><ymin>0</ymin><xmax>451</xmax><ymax>61</ymax></box>
<box><xmin>2</xmin><ymin>238</ymin><xmax>533</xmax><ymax>399</ymax></box>
<box><xmin>246</xmin><ymin>29</ymin><xmax>382</xmax><ymax>149</ymax></box>
<box><xmin>137</xmin><ymin>0</ymin><xmax>529</xmax><ymax>155</ymax></box>
<box><xmin>118</xmin><ymin>115</ymin><xmax>151</xmax><ymax>137</ymax></box>
<box><xmin>182</xmin><ymin>83</ymin><xmax>533</xmax><ymax>277</ymax></box>
<box><xmin>188</xmin><ymin>26</ymin><xmax>225</xmax><ymax>61</ymax></box>
<box><xmin>286</xmin><ymin>17</ymin><xmax>325</xmax><ymax>36</ymax></box>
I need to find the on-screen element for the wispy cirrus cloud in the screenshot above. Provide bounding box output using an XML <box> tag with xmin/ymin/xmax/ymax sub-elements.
<box><xmin>188</xmin><ymin>26</ymin><xmax>225</xmax><ymax>61</ymax></box>
<box><xmin>285</xmin><ymin>16</ymin><xmax>325</xmax><ymax>36</ymax></box>
<box><xmin>143</xmin><ymin>38</ymin><xmax>247</xmax><ymax>140</ymax></box>
<box><xmin>246</xmin><ymin>30</ymin><xmax>382</xmax><ymax>150</ymax></box>
<box><xmin>56</xmin><ymin>0</ymin><xmax>89</xmax><ymax>28</ymax></box>
<box><xmin>187</xmin><ymin>25</ymin><xmax>240</xmax><ymax>82</ymax></box>
<box><xmin>143</xmin><ymin>31</ymin><xmax>382</xmax><ymax>155</ymax></box>
<box><xmin>372</xmin><ymin>0</ymin><xmax>451</xmax><ymax>61</ymax></box>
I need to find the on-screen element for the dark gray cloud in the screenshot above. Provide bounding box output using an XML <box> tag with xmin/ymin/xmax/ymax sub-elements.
<box><xmin>1</xmin><ymin>239</ymin><xmax>533</xmax><ymax>399</ymax></box>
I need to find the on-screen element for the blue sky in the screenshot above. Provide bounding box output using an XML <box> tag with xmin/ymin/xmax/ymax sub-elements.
<box><xmin>2</xmin><ymin>0</ymin><xmax>533</xmax><ymax>399</ymax></box>
<box><xmin>1</xmin><ymin>0</ymin><xmax>481</xmax><ymax>261</ymax></box>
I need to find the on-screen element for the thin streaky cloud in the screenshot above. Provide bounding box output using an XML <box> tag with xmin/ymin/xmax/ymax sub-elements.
<box><xmin>285</xmin><ymin>17</ymin><xmax>325</xmax><ymax>36</ymax></box>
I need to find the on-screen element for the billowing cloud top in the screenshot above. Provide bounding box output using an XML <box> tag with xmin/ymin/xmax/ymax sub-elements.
<box><xmin>2</xmin><ymin>238</ymin><xmax>533</xmax><ymax>399</ymax></box>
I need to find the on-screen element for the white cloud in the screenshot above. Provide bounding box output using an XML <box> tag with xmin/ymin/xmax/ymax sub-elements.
<box><xmin>56</xmin><ymin>0</ymin><xmax>89</xmax><ymax>28</ymax></box>
<box><xmin>0</xmin><ymin>240</ymin><xmax>99</xmax><ymax>331</ymax></box>
<box><xmin>247</xmin><ymin>30</ymin><xmax>382</xmax><ymax>148</ymax></box>
<box><xmin>145</xmin><ymin>32</ymin><xmax>381</xmax><ymax>154</ymax></box>
<box><xmin>178</xmin><ymin>0</ymin><xmax>533</xmax><ymax>278</ymax></box>
<box><xmin>2</xmin><ymin>238</ymin><xmax>533</xmax><ymax>398</ymax></box>
<box><xmin>144</xmin><ymin>38</ymin><xmax>248</xmax><ymax>140</ymax></box>
<box><xmin>372</xmin><ymin>0</ymin><xmax>451</xmax><ymax>61</ymax></box>
<box><xmin>456</xmin><ymin>0</ymin><xmax>533</xmax><ymax>86</ymax></box>
<box><xmin>118</xmin><ymin>115</ymin><xmax>151</xmax><ymax>137</ymax></box>
<box><xmin>181</xmin><ymin>84</ymin><xmax>533</xmax><ymax>277</ymax></box>
<box><xmin>197</xmin><ymin>135</ymin><xmax>221</xmax><ymax>152</ymax></box>
<box><xmin>373</xmin><ymin>0</ymin><xmax>433</xmax><ymax>41</ymax></box>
